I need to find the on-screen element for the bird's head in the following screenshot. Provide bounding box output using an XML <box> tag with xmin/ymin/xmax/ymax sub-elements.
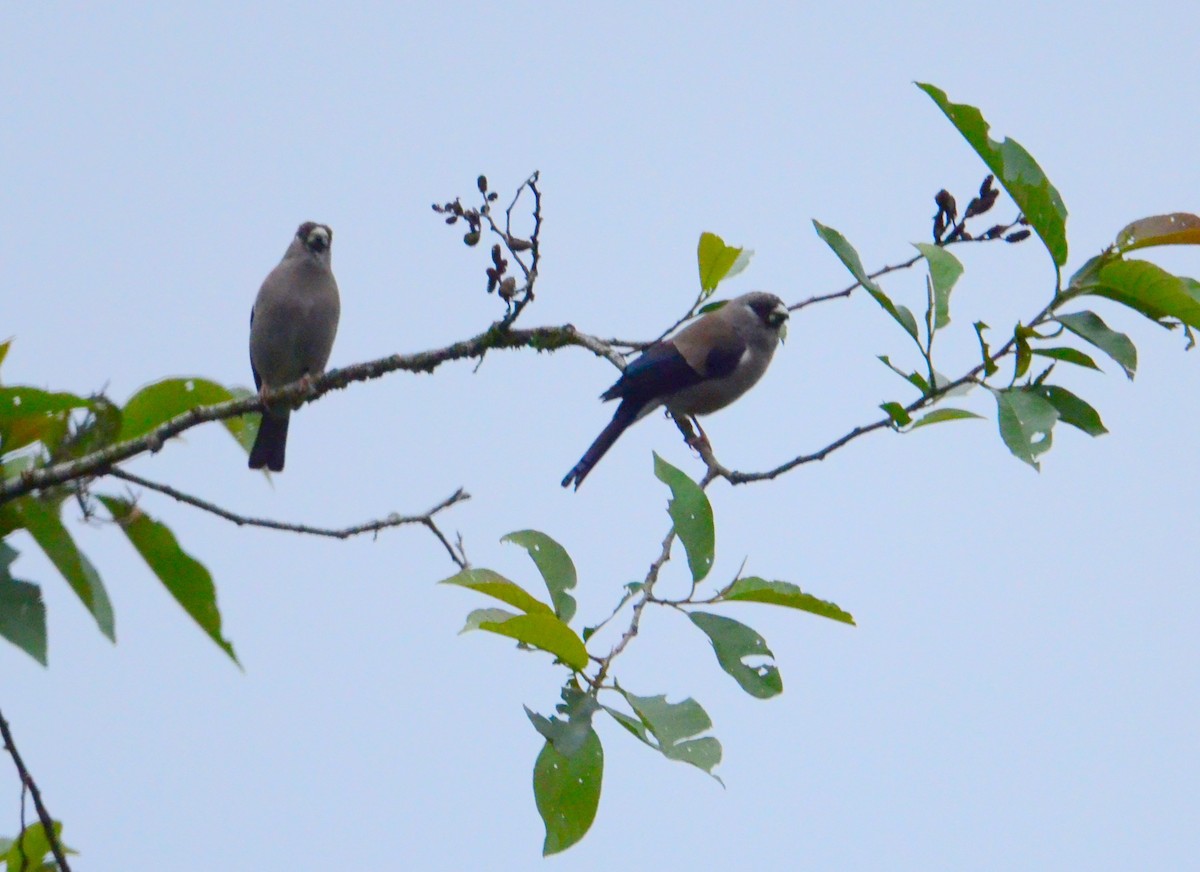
<box><xmin>296</xmin><ymin>221</ymin><xmax>333</xmax><ymax>255</ymax></box>
<box><xmin>742</xmin><ymin>291</ymin><xmax>790</xmax><ymax>342</ymax></box>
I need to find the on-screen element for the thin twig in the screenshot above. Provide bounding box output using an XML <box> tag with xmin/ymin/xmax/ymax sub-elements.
<box><xmin>105</xmin><ymin>468</ymin><xmax>469</xmax><ymax>565</ymax></box>
<box><xmin>0</xmin><ymin>707</ymin><xmax>72</xmax><ymax>872</ymax></box>
<box><xmin>725</xmin><ymin>297</ymin><xmax>1061</xmax><ymax>483</ymax></box>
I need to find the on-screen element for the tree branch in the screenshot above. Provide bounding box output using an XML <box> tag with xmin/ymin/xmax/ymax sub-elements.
<box><xmin>0</xmin><ymin>323</ymin><xmax>620</xmax><ymax>504</ymax></box>
<box><xmin>0</xmin><ymin>707</ymin><xmax>72</xmax><ymax>872</ymax></box>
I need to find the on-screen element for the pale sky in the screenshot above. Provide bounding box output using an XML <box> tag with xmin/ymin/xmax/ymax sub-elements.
<box><xmin>3</xmin><ymin>3</ymin><xmax>1199</xmax><ymax>869</ymax></box>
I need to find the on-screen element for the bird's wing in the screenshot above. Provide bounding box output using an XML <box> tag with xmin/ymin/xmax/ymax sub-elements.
<box><xmin>249</xmin><ymin>306</ymin><xmax>263</xmax><ymax>391</ymax></box>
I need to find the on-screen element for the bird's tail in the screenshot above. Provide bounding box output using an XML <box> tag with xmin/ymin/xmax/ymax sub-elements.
<box><xmin>561</xmin><ymin>403</ymin><xmax>638</xmax><ymax>490</ymax></box>
<box><xmin>249</xmin><ymin>410</ymin><xmax>290</xmax><ymax>472</ymax></box>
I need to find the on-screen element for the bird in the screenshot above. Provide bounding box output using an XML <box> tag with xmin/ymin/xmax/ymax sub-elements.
<box><xmin>562</xmin><ymin>291</ymin><xmax>789</xmax><ymax>489</ymax></box>
<box><xmin>248</xmin><ymin>221</ymin><xmax>341</xmax><ymax>472</ymax></box>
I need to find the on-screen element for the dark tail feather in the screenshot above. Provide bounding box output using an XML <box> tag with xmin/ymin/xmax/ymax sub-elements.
<box><xmin>249</xmin><ymin>410</ymin><xmax>290</xmax><ymax>472</ymax></box>
<box><xmin>561</xmin><ymin>403</ymin><xmax>639</xmax><ymax>490</ymax></box>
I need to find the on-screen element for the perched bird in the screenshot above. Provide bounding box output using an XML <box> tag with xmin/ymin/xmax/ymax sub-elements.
<box><xmin>562</xmin><ymin>291</ymin><xmax>789</xmax><ymax>489</ymax></box>
<box><xmin>248</xmin><ymin>221</ymin><xmax>341</xmax><ymax>472</ymax></box>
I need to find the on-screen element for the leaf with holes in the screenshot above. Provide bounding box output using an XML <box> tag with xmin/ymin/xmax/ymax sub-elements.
<box><xmin>689</xmin><ymin>611</ymin><xmax>782</xmax><ymax>699</ymax></box>
<box><xmin>1115</xmin><ymin>213</ymin><xmax>1200</xmax><ymax>253</ymax></box>
<box><xmin>611</xmin><ymin>689</ymin><xmax>722</xmax><ymax>779</ymax></box>
<box><xmin>992</xmin><ymin>387</ymin><xmax>1059</xmax><ymax>470</ymax></box>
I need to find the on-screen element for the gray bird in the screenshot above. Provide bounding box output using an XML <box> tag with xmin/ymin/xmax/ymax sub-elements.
<box><xmin>562</xmin><ymin>291</ymin><xmax>789</xmax><ymax>489</ymax></box>
<box><xmin>248</xmin><ymin>221</ymin><xmax>340</xmax><ymax>472</ymax></box>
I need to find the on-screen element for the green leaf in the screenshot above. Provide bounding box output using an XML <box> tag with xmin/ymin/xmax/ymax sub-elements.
<box><xmin>501</xmin><ymin>530</ymin><xmax>577</xmax><ymax>622</ymax></box>
<box><xmin>0</xmin><ymin>388</ymin><xmax>91</xmax><ymax>455</ymax></box>
<box><xmin>913</xmin><ymin>242</ymin><xmax>964</xmax><ymax>329</ymax></box>
<box><xmin>1013</xmin><ymin>325</ymin><xmax>1034</xmax><ymax>379</ymax></box>
<box><xmin>721</xmin><ymin>577</ymin><xmax>855</xmax><ymax>626</ymax></box>
<box><xmin>814</xmin><ymin>221</ymin><xmax>919</xmax><ymax>341</ymax></box>
<box><xmin>1033</xmin><ymin>385</ymin><xmax>1107</xmax><ymax>436</ymax></box>
<box><xmin>467</xmin><ymin>610</ymin><xmax>589</xmax><ymax>671</ymax></box>
<box><xmin>688</xmin><ymin>611</ymin><xmax>782</xmax><ymax>699</ymax></box>
<box><xmin>1084</xmin><ymin>259</ymin><xmax>1200</xmax><ymax>329</ymax></box>
<box><xmin>119</xmin><ymin>377</ymin><xmax>250</xmax><ymax>451</ymax></box>
<box><xmin>438</xmin><ymin>567</ymin><xmax>553</xmax><ymax>615</ymax></box>
<box><xmin>460</xmin><ymin>606</ymin><xmax>518</xmax><ymax>632</ymax></box>
<box><xmin>58</xmin><ymin>395</ymin><xmax>122</xmax><ymax>459</ymax></box>
<box><xmin>974</xmin><ymin>321</ymin><xmax>999</xmax><ymax>377</ymax></box>
<box><xmin>533</xmin><ymin>726</ymin><xmax>603</xmax><ymax>856</ymax></box>
<box><xmin>1030</xmin><ymin>347</ymin><xmax>1101</xmax><ymax>371</ymax></box>
<box><xmin>5</xmin><ymin>820</ymin><xmax>64</xmax><ymax>869</ymax></box>
<box><xmin>1115</xmin><ymin>213</ymin><xmax>1200</xmax><ymax>253</ymax></box>
<box><xmin>0</xmin><ymin>337</ymin><xmax>10</xmax><ymax>373</ymax></box>
<box><xmin>911</xmin><ymin>408</ymin><xmax>984</xmax><ymax>429</ymax></box>
<box><xmin>0</xmin><ymin>543</ymin><xmax>47</xmax><ymax>665</ymax></box>
<box><xmin>917</xmin><ymin>82</ymin><xmax>1068</xmax><ymax>268</ymax></box>
<box><xmin>614</xmin><ymin>690</ymin><xmax>722</xmax><ymax>778</ymax></box>
<box><xmin>98</xmin><ymin>496</ymin><xmax>237</xmax><ymax>664</ymax></box>
<box><xmin>12</xmin><ymin>497</ymin><xmax>115</xmax><ymax>641</ymax></box>
<box><xmin>880</xmin><ymin>402</ymin><xmax>911</xmax><ymax>428</ymax></box>
<box><xmin>223</xmin><ymin>386</ymin><xmax>259</xmax><ymax>455</ymax></box>
<box><xmin>697</xmin><ymin>232</ymin><xmax>747</xmax><ymax>293</ymax></box>
<box><xmin>526</xmin><ymin>684</ymin><xmax>599</xmax><ymax>757</ymax></box>
<box><xmin>0</xmin><ymin>387</ymin><xmax>92</xmax><ymax>423</ymax></box>
<box><xmin>1055</xmin><ymin>311</ymin><xmax>1137</xmax><ymax>379</ymax></box>
<box><xmin>653</xmin><ymin>454</ymin><xmax>714</xmax><ymax>583</ymax></box>
<box><xmin>992</xmin><ymin>387</ymin><xmax>1059</xmax><ymax>470</ymax></box>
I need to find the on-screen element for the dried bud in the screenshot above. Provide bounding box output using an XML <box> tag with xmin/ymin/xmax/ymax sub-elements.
<box><xmin>507</xmin><ymin>237</ymin><xmax>532</xmax><ymax>252</ymax></box>
<box><xmin>444</xmin><ymin>215</ymin><xmax>458</xmax><ymax>225</ymax></box>
<box><xmin>935</xmin><ymin>189</ymin><xmax>958</xmax><ymax>222</ymax></box>
<box><xmin>463</xmin><ymin>230</ymin><xmax>481</xmax><ymax>247</ymax></box>
<box><xmin>1005</xmin><ymin>229</ymin><xmax>1032</xmax><ymax>243</ymax></box>
<box><xmin>498</xmin><ymin>276</ymin><xmax>518</xmax><ymax>300</ymax></box>
<box><xmin>477</xmin><ymin>175</ymin><xmax>489</xmax><ymax>194</ymax></box>
<box><xmin>984</xmin><ymin>224</ymin><xmax>1005</xmax><ymax>239</ymax></box>
<box><xmin>979</xmin><ymin>174</ymin><xmax>995</xmax><ymax>198</ymax></box>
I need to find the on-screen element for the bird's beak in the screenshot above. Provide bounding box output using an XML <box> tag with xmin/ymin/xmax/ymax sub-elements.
<box><xmin>773</xmin><ymin>304</ymin><xmax>789</xmax><ymax>343</ymax></box>
<box><xmin>307</xmin><ymin>227</ymin><xmax>330</xmax><ymax>251</ymax></box>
